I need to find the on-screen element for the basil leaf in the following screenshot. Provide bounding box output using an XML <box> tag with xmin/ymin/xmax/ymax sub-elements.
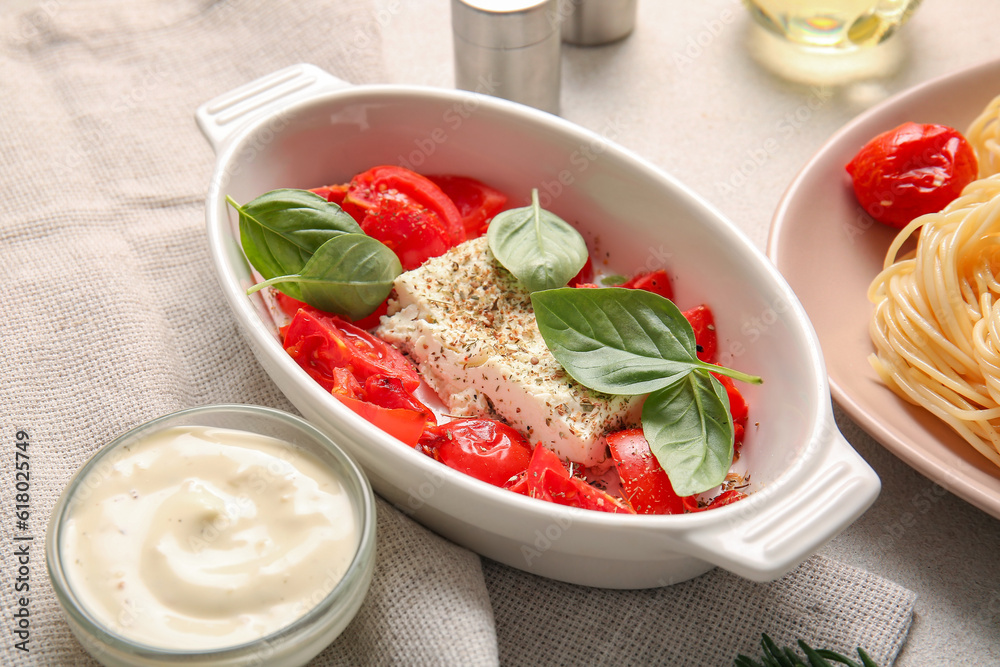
<box><xmin>531</xmin><ymin>287</ymin><xmax>704</xmax><ymax>395</ymax></box>
<box><xmin>487</xmin><ymin>189</ymin><xmax>588</xmax><ymax>292</ymax></box>
<box><xmin>228</xmin><ymin>189</ymin><xmax>362</xmax><ymax>300</ymax></box>
<box><xmin>642</xmin><ymin>372</ymin><xmax>733</xmax><ymax>496</ymax></box>
<box><xmin>249</xmin><ymin>234</ymin><xmax>401</xmax><ymax>321</ymax></box>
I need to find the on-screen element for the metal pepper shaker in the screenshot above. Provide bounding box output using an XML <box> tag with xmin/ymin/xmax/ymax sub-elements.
<box><xmin>560</xmin><ymin>0</ymin><xmax>637</xmax><ymax>46</ymax></box>
<box><xmin>451</xmin><ymin>0</ymin><xmax>561</xmax><ymax>115</ymax></box>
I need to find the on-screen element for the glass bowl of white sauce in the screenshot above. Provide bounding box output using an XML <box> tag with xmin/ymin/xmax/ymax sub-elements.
<box><xmin>46</xmin><ymin>404</ymin><xmax>376</xmax><ymax>667</ymax></box>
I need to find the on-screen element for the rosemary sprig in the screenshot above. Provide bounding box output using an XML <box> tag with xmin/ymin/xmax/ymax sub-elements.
<box><xmin>734</xmin><ymin>634</ymin><xmax>879</xmax><ymax>667</ymax></box>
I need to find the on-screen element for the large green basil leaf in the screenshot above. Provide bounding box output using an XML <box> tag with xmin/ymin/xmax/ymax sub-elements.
<box><xmin>531</xmin><ymin>286</ymin><xmax>703</xmax><ymax>395</ymax></box>
<box><xmin>642</xmin><ymin>371</ymin><xmax>734</xmax><ymax>496</ymax></box>
<box><xmin>248</xmin><ymin>234</ymin><xmax>401</xmax><ymax>321</ymax></box>
<box><xmin>487</xmin><ymin>189</ymin><xmax>588</xmax><ymax>293</ymax></box>
<box><xmin>228</xmin><ymin>189</ymin><xmax>362</xmax><ymax>300</ymax></box>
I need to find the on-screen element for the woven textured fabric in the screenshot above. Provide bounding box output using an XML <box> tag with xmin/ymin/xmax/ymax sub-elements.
<box><xmin>0</xmin><ymin>1</ymin><xmax>914</xmax><ymax>665</ymax></box>
<box><xmin>485</xmin><ymin>554</ymin><xmax>916</xmax><ymax>666</ymax></box>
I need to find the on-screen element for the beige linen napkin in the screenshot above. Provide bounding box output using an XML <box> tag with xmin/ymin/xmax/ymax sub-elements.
<box><xmin>0</xmin><ymin>1</ymin><xmax>914</xmax><ymax>665</ymax></box>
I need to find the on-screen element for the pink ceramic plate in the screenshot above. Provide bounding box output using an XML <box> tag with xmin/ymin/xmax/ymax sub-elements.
<box><xmin>768</xmin><ymin>57</ymin><xmax>1000</xmax><ymax>520</ymax></box>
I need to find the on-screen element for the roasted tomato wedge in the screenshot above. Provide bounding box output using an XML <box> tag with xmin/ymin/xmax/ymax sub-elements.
<box><xmin>333</xmin><ymin>394</ymin><xmax>428</xmax><ymax>446</ymax></box>
<box><xmin>682</xmin><ymin>304</ymin><xmax>717</xmax><ymax>363</ymax></box>
<box><xmin>360</xmin><ymin>197</ymin><xmax>453</xmax><ymax>271</ymax></box>
<box><xmin>606</xmin><ymin>428</ymin><xmax>687</xmax><ymax>515</ymax></box>
<box><xmin>419</xmin><ymin>419</ymin><xmax>532</xmax><ymax>487</ymax></box>
<box><xmin>621</xmin><ymin>269</ymin><xmax>673</xmax><ymax>299</ymax></box>
<box><xmin>845</xmin><ymin>122</ymin><xmax>978</xmax><ymax>228</ymax></box>
<box><xmin>363</xmin><ymin>376</ymin><xmax>436</xmax><ymax>431</ymax></box>
<box><xmin>345</xmin><ymin>165</ymin><xmax>466</xmax><ymax>245</ymax></box>
<box><xmin>526</xmin><ymin>445</ymin><xmax>635</xmax><ymax>514</ymax></box>
<box><xmin>282</xmin><ymin>308</ymin><xmax>421</xmax><ymax>393</ymax></box>
<box><xmin>426</xmin><ymin>174</ymin><xmax>508</xmax><ymax>238</ymax></box>
<box><xmin>309</xmin><ymin>183</ymin><xmax>349</xmax><ymax>207</ymax></box>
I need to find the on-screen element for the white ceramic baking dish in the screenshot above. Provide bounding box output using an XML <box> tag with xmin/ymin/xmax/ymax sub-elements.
<box><xmin>196</xmin><ymin>64</ymin><xmax>879</xmax><ymax>589</ymax></box>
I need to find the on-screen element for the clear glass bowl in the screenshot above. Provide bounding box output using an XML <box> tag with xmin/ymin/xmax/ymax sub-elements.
<box><xmin>46</xmin><ymin>404</ymin><xmax>376</xmax><ymax>667</ymax></box>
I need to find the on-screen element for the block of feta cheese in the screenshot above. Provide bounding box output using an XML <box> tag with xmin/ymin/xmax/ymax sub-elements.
<box><xmin>376</xmin><ymin>236</ymin><xmax>642</xmax><ymax>466</ymax></box>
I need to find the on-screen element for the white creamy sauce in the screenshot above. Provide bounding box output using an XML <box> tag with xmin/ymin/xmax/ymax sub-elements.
<box><xmin>61</xmin><ymin>425</ymin><xmax>357</xmax><ymax>650</ymax></box>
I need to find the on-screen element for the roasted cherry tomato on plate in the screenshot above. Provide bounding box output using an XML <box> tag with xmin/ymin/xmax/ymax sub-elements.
<box><xmin>845</xmin><ymin>122</ymin><xmax>978</xmax><ymax>229</ymax></box>
<box><xmin>419</xmin><ymin>419</ymin><xmax>533</xmax><ymax>487</ymax></box>
<box><xmin>621</xmin><ymin>269</ymin><xmax>673</xmax><ymax>300</ymax></box>
<box><xmin>525</xmin><ymin>444</ymin><xmax>635</xmax><ymax>514</ymax></box>
<box><xmin>606</xmin><ymin>428</ymin><xmax>688</xmax><ymax>515</ymax></box>
<box><xmin>345</xmin><ymin>165</ymin><xmax>466</xmax><ymax>245</ymax></box>
<box><xmin>682</xmin><ymin>304</ymin><xmax>717</xmax><ymax>363</ymax></box>
<box><xmin>282</xmin><ymin>308</ymin><xmax>421</xmax><ymax>393</ymax></box>
<box><xmin>426</xmin><ymin>174</ymin><xmax>509</xmax><ymax>238</ymax></box>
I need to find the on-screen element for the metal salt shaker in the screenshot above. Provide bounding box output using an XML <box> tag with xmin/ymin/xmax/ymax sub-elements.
<box><xmin>451</xmin><ymin>0</ymin><xmax>561</xmax><ymax>115</ymax></box>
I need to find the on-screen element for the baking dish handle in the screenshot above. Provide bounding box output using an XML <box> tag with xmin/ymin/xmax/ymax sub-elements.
<box><xmin>678</xmin><ymin>412</ymin><xmax>880</xmax><ymax>582</ymax></box>
<box><xmin>195</xmin><ymin>63</ymin><xmax>351</xmax><ymax>153</ymax></box>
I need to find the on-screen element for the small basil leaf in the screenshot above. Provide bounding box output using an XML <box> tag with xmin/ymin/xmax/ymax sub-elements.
<box><xmin>642</xmin><ymin>371</ymin><xmax>734</xmax><ymax>496</ymax></box>
<box><xmin>487</xmin><ymin>189</ymin><xmax>588</xmax><ymax>292</ymax></box>
<box><xmin>228</xmin><ymin>189</ymin><xmax>362</xmax><ymax>299</ymax></box>
<box><xmin>600</xmin><ymin>274</ymin><xmax>628</xmax><ymax>286</ymax></box>
<box><xmin>250</xmin><ymin>234</ymin><xmax>401</xmax><ymax>321</ymax></box>
<box><xmin>531</xmin><ymin>287</ymin><xmax>701</xmax><ymax>395</ymax></box>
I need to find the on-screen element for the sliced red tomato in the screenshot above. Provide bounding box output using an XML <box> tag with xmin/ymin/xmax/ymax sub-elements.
<box><xmin>282</xmin><ymin>308</ymin><xmax>420</xmax><ymax>393</ymax></box>
<box><xmin>274</xmin><ymin>291</ymin><xmax>388</xmax><ymax>331</ymax></box>
<box><xmin>567</xmin><ymin>256</ymin><xmax>594</xmax><ymax>287</ymax></box>
<box><xmin>712</xmin><ymin>371</ymin><xmax>749</xmax><ymax>455</ymax></box>
<box><xmin>682</xmin><ymin>304</ymin><xmax>717</xmax><ymax>363</ymax></box>
<box><xmin>345</xmin><ymin>165</ymin><xmax>466</xmax><ymax>245</ymax></box>
<box><xmin>309</xmin><ymin>183</ymin><xmax>349</xmax><ymax>207</ymax></box>
<box><xmin>685</xmin><ymin>489</ymin><xmax>747</xmax><ymax>513</ymax></box>
<box><xmin>361</xmin><ymin>197</ymin><xmax>452</xmax><ymax>271</ymax></box>
<box><xmin>364</xmin><ymin>376</ymin><xmax>436</xmax><ymax>431</ymax></box>
<box><xmin>526</xmin><ymin>444</ymin><xmax>635</xmax><ymax>514</ymax></box>
<box><xmin>333</xmin><ymin>393</ymin><xmax>427</xmax><ymax>446</ymax></box>
<box><xmin>621</xmin><ymin>269</ymin><xmax>673</xmax><ymax>299</ymax></box>
<box><xmin>846</xmin><ymin>122</ymin><xmax>978</xmax><ymax>228</ymax></box>
<box><xmin>504</xmin><ymin>470</ymin><xmax>530</xmax><ymax>495</ymax></box>
<box><xmin>606</xmin><ymin>428</ymin><xmax>687</xmax><ymax>515</ymax></box>
<box><xmin>426</xmin><ymin>174</ymin><xmax>509</xmax><ymax>238</ymax></box>
<box><xmin>419</xmin><ymin>419</ymin><xmax>532</xmax><ymax>487</ymax></box>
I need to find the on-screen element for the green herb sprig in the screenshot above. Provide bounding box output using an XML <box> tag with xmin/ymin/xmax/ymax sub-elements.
<box><xmin>735</xmin><ymin>633</ymin><xmax>879</xmax><ymax>667</ymax></box>
<box><xmin>227</xmin><ymin>189</ymin><xmax>401</xmax><ymax>321</ymax></box>
<box><xmin>487</xmin><ymin>189</ymin><xmax>589</xmax><ymax>293</ymax></box>
<box><xmin>532</xmin><ymin>287</ymin><xmax>761</xmax><ymax>496</ymax></box>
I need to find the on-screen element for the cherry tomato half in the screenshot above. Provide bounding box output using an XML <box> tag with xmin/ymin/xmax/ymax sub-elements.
<box><xmin>426</xmin><ymin>174</ymin><xmax>509</xmax><ymax>238</ymax></box>
<box><xmin>419</xmin><ymin>419</ymin><xmax>532</xmax><ymax>487</ymax></box>
<box><xmin>526</xmin><ymin>444</ymin><xmax>635</xmax><ymax>514</ymax></box>
<box><xmin>846</xmin><ymin>122</ymin><xmax>978</xmax><ymax>228</ymax></box>
<box><xmin>345</xmin><ymin>165</ymin><xmax>466</xmax><ymax>245</ymax></box>
<box><xmin>607</xmin><ymin>428</ymin><xmax>687</xmax><ymax>515</ymax></box>
<box><xmin>282</xmin><ymin>308</ymin><xmax>421</xmax><ymax>393</ymax></box>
